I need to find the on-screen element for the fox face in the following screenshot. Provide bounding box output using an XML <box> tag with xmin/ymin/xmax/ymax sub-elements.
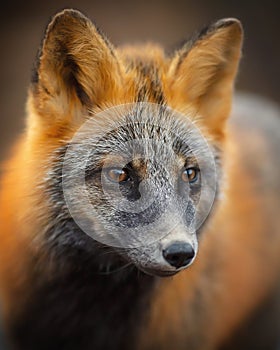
<box><xmin>60</xmin><ymin>102</ymin><xmax>219</xmax><ymax>276</ymax></box>
<box><xmin>27</xmin><ymin>10</ymin><xmax>242</xmax><ymax>277</ymax></box>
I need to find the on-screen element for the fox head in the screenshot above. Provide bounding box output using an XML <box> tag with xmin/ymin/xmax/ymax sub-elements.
<box><xmin>26</xmin><ymin>9</ymin><xmax>242</xmax><ymax>277</ymax></box>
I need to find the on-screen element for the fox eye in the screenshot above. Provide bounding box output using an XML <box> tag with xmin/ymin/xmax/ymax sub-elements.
<box><xmin>106</xmin><ymin>168</ymin><xmax>130</xmax><ymax>183</ymax></box>
<box><xmin>182</xmin><ymin>167</ymin><xmax>199</xmax><ymax>183</ymax></box>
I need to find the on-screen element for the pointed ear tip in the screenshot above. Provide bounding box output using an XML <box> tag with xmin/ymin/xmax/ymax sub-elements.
<box><xmin>47</xmin><ymin>8</ymin><xmax>89</xmax><ymax>30</ymax></box>
<box><xmin>214</xmin><ymin>18</ymin><xmax>243</xmax><ymax>35</ymax></box>
<box><xmin>52</xmin><ymin>8</ymin><xmax>87</xmax><ymax>20</ymax></box>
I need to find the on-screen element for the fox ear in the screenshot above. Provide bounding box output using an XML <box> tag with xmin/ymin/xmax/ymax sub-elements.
<box><xmin>30</xmin><ymin>9</ymin><xmax>122</xmax><ymax>125</ymax></box>
<box><xmin>168</xmin><ymin>19</ymin><xmax>243</xmax><ymax>139</ymax></box>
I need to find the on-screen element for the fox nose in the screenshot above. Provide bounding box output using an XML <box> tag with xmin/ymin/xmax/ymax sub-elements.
<box><xmin>163</xmin><ymin>242</ymin><xmax>195</xmax><ymax>269</ymax></box>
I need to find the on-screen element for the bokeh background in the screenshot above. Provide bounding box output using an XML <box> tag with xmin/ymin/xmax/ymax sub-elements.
<box><xmin>0</xmin><ymin>1</ymin><xmax>279</xmax><ymax>348</ymax></box>
<box><xmin>0</xmin><ymin>0</ymin><xmax>279</xmax><ymax>161</ymax></box>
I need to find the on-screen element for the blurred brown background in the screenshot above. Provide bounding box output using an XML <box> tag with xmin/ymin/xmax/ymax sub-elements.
<box><xmin>0</xmin><ymin>0</ymin><xmax>279</xmax><ymax>161</ymax></box>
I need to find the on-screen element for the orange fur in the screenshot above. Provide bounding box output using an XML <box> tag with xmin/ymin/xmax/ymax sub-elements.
<box><xmin>0</xmin><ymin>9</ymin><xmax>279</xmax><ymax>349</ymax></box>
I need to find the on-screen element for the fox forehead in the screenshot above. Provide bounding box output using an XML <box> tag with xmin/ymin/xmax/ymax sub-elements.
<box><xmin>116</xmin><ymin>44</ymin><xmax>167</xmax><ymax>102</ymax></box>
<box><xmin>63</xmin><ymin>104</ymin><xmax>209</xmax><ymax>173</ymax></box>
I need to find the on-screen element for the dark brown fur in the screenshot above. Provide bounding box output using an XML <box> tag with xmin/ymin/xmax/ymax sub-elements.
<box><xmin>0</xmin><ymin>9</ymin><xmax>280</xmax><ymax>350</ymax></box>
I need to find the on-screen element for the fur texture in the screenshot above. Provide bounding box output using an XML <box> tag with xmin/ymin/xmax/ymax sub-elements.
<box><xmin>0</xmin><ymin>9</ymin><xmax>280</xmax><ymax>350</ymax></box>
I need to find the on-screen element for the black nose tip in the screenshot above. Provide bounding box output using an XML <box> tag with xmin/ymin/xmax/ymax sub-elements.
<box><xmin>163</xmin><ymin>242</ymin><xmax>195</xmax><ymax>269</ymax></box>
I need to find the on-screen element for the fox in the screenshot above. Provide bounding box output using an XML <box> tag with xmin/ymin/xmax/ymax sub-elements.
<box><xmin>0</xmin><ymin>8</ymin><xmax>280</xmax><ymax>350</ymax></box>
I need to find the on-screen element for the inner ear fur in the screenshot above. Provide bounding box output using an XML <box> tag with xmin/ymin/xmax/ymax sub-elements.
<box><xmin>31</xmin><ymin>9</ymin><xmax>123</xmax><ymax>122</ymax></box>
<box><xmin>168</xmin><ymin>19</ymin><xmax>243</xmax><ymax>138</ymax></box>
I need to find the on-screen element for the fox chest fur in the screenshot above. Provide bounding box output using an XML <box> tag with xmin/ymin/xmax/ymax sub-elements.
<box><xmin>0</xmin><ymin>9</ymin><xmax>280</xmax><ymax>350</ymax></box>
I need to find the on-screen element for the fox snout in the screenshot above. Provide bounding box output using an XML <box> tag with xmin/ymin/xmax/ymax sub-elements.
<box><xmin>124</xmin><ymin>227</ymin><xmax>198</xmax><ymax>277</ymax></box>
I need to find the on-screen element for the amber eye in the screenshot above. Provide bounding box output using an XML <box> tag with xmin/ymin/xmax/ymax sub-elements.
<box><xmin>106</xmin><ymin>168</ymin><xmax>129</xmax><ymax>183</ymax></box>
<box><xmin>182</xmin><ymin>168</ymin><xmax>198</xmax><ymax>183</ymax></box>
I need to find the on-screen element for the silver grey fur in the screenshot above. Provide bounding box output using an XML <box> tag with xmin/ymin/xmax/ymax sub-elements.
<box><xmin>45</xmin><ymin>103</ymin><xmax>220</xmax><ymax>275</ymax></box>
